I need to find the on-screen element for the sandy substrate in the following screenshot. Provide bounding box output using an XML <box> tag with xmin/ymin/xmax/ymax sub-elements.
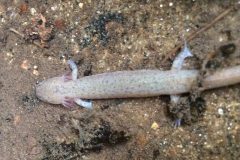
<box><xmin>0</xmin><ymin>0</ymin><xmax>239</xmax><ymax>159</ymax></box>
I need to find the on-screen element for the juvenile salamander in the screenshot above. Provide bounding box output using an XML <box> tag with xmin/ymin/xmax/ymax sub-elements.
<box><xmin>36</xmin><ymin>61</ymin><xmax>240</xmax><ymax>109</ymax></box>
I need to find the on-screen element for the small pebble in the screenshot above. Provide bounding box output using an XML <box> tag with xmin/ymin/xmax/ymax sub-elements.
<box><xmin>6</xmin><ymin>52</ymin><xmax>14</xmax><ymax>57</ymax></box>
<box><xmin>33</xmin><ymin>70</ymin><xmax>39</xmax><ymax>76</ymax></box>
<box><xmin>219</xmin><ymin>37</ymin><xmax>224</xmax><ymax>42</ymax></box>
<box><xmin>151</xmin><ymin>122</ymin><xmax>159</xmax><ymax>130</ymax></box>
<box><xmin>218</xmin><ymin>108</ymin><xmax>224</xmax><ymax>115</ymax></box>
<box><xmin>21</xmin><ymin>60</ymin><xmax>31</xmax><ymax>70</ymax></box>
<box><xmin>51</xmin><ymin>5</ymin><xmax>58</xmax><ymax>11</ymax></box>
<box><xmin>177</xmin><ymin>144</ymin><xmax>183</xmax><ymax>148</ymax></box>
<box><xmin>30</xmin><ymin>8</ymin><xmax>36</xmax><ymax>15</ymax></box>
<box><xmin>79</xmin><ymin>3</ymin><xmax>84</xmax><ymax>8</ymax></box>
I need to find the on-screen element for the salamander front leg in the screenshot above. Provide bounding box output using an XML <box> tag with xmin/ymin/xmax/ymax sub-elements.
<box><xmin>63</xmin><ymin>60</ymin><xmax>78</xmax><ymax>81</ymax></box>
<box><xmin>62</xmin><ymin>97</ymin><xmax>75</xmax><ymax>108</ymax></box>
<box><xmin>62</xmin><ymin>97</ymin><xmax>92</xmax><ymax>109</ymax></box>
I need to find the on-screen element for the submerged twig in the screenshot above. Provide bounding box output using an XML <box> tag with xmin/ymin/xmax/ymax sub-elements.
<box><xmin>164</xmin><ymin>6</ymin><xmax>235</xmax><ymax>62</ymax></box>
<box><xmin>9</xmin><ymin>28</ymin><xmax>43</xmax><ymax>48</ymax></box>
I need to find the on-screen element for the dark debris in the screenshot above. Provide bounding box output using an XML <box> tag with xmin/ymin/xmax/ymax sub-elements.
<box><xmin>189</xmin><ymin>96</ymin><xmax>206</xmax><ymax>122</ymax></box>
<box><xmin>24</xmin><ymin>14</ymin><xmax>54</xmax><ymax>48</ymax></box>
<box><xmin>169</xmin><ymin>96</ymin><xmax>206</xmax><ymax>125</ymax></box>
<box><xmin>41</xmin><ymin>119</ymin><xmax>130</xmax><ymax>159</ymax></box>
<box><xmin>80</xmin><ymin>12</ymin><xmax>124</xmax><ymax>48</ymax></box>
<box><xmin>90</xmin><ymin>121</ymin><xmax>129</xmax><ymax>146</ymax></box>
<box><xmin>41</xmin><ymin>140</ymin><xmax>80</xmax><ymax>160</ymax></box>
<box><xmin>152</xmin><ymin>149</ymin><xmax>160</xmax><ymax>160</ymax></box>
<box><xmin>205</xmin><ymin>59</ymin><xmax>221</xmax><ymax>70</ymax></box>
<box><xmin>77</xmin><ymin>120</ymin><xmax>130</xmax><ymax>152</ymax></box>
<box><xmin>219</xmin><ymin>43</ymin><xmax>236</xmax><ymax>58</ymax></box>
<box><xmin>21</xmin><ymin>94</ymin><xmax>39</xmax><ymax>111</ymax></box>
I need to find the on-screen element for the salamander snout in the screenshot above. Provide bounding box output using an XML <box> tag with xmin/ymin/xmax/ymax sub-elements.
<box><xmin>35</xmin><ymin>80</ymin><xmax>50</xmax><ymax>102</ymax></box>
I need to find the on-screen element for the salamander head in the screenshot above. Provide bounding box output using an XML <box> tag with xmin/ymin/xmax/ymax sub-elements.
<box><xmin>36</xmin><ymin>76</ymin><xmax>66</xmax><ymax>104</ymax></box>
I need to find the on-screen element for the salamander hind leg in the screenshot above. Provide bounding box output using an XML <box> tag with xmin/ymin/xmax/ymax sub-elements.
<box><xmin>170</xmin><ymin>39</ymin><xmax>193</xmax><ymax>127</ymax></box>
